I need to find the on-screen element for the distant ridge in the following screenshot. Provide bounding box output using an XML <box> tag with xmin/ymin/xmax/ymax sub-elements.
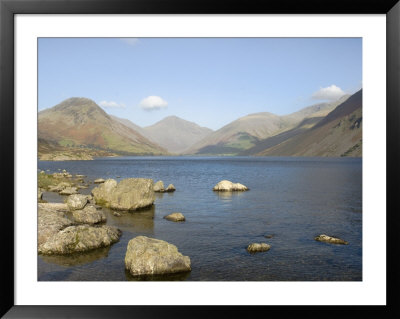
<box><xmin>185</xmin><ymin>96</ymin><xmax>349</xmax><ymax>155</ymax></box>
<box><xmin>252</xmin><ymin>90</ymin><xmax>362</xmax><ymax>157</ymax></box>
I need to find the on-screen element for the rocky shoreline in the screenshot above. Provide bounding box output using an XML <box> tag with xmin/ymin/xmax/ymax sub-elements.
<box><xmin>38</xmin><ymin>172</ymin><xmax>350</xmax><ymax>278</ymax></box>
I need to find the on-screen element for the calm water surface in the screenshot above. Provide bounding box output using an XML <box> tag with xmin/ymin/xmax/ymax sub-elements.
<box><xmin>38</xmin><ymin>156</ymin><xmax>362</xmax><ymax>281</ymax></box>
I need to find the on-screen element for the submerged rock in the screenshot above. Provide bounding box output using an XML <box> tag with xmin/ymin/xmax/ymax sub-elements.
<box><xmin>124</xmin><ymin>236</ymin><xmax>191</xmax><ymax>276</ymax></box>
<box><xmin>112</xmin><ymin>211</ymin><xmax>122</xmax><ymax>217</ymax></box>
<box><xmin>164</xmin><ymin>212</ymin><xmax>185</xmax><ymax>222</ymax></box>
<box><xmin>92</xmin><ymin>178</ymin><xmax>155</xmax><ymax>211</ymax></box>
<box><xmin>165</xmin><ymin>184</ymin><xmax>176</xmax><ymax>192</ymax></box>
<box><xmin>153</xmin><ymin>180</ymin><xmax>165</xmax><ymax>192</ymax></box>
<box><xmin>247</xmin><ymin>243</ymin><xmax>271</xmax><ymax>253</ymax></box>
<box><xmin>213</xmin><ymin>180</ymin><xmax>249</xmax><ymax>191</ymax></box>
<box><xmin>315</xmin><ymin>234</ymin><xmax>348</xmax><ymax>245</ymax></box>
<box><xmin>38</xmin><ymin>204</ymin><xmax>74</xmax><ymax>247</ymax></box>
<box><xmin>72</xmin><ymin>205</ymin><xmax>107</xmax><ymax>224</ymax></box>
<box><xmin>38</xmin><ymin>225</ymin><xmax>121</xmax><ymax>255</ymax></box>
<box><xmin>66</xmin><ymin>194</ymin><xmax>88</xmax><ymax>211</ymax></box>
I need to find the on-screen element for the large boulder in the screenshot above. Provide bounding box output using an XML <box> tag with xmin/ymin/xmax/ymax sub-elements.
<box><xmin>72</xmin><ymin>205</ymin><xmax>107</xmax><ymax>224</ymax></box>
<box><xmin>125</xmin><ymin>236</ymin><xmax>191</xmax><ymax>276</ymax></box>
<box><xmin>213</xmin><ymin>180</ymin><xmax>249</xmax><ymax>191</ymax></box>
<box><xmin>38</xmin><ymin>225</ymin><xmax>121</xmax><ymax>255</ymax></box>
<box><xmin>92</xmin><ymin>178</ymin><xmax>155</xmax><ymax>211</ymax></box>
<box><xmin>315</xmin><ymin>234</ymin><xmax>348</xmax><ymax>245</ymax></box>
<box><xmin>38</xmin><ymin>204</ymin><xmax>74</xmax><ymax>247</ymax></box>
<box><xmin>164</xmin><ymin>212</ymin><xmax>185</xmax><ymax>222</ymax></box>
<box><xmin>153</xmin><ymin>180</ymin><xmax>165</xmax><ymax>192</ymax></box>
<box><xmin>66</xmin><ymin>194</ymin><xmax>88</xmax><ymax>211</ymax></box>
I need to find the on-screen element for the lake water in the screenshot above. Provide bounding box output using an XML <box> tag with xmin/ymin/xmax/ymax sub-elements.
<box><xmin>38</xmin><ymin>156</ymin><xmax>362</xmax><ymax>281</ymax></box>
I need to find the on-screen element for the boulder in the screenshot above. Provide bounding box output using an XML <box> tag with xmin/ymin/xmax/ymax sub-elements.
<box><xmin>38</xmin><ymin>204</ymin><xmax>74</xmax><ymax>247</ymax></box>
<box><xmin>48</xmin><ymin>182</ymin><xmax>72</xmax><ymax>192</ymax></box>
<box><xmin>124</xmin><ymin>236</ymin><xmax>191</xmax><ymax>276</ymax></box>
<box><xmin>165</xmin><ymin>184</ymin><xmax>176</xmax><ymax>192</ymax></box>
<box><xmin>153</xmin><ymin>180</ymin><xmax>165</xmax><ymax>192</ymax></box>
<box><xmin>38</xmin><ymin>225</ymin><xmax>121</xmax><ymax>255</ymax></box>
<box><xmin>315</xmin><ymin>234</ymin><xmax>348</xmax><ymax>245</ymax></box>
<box><xmin>112</xmin><ymin>211</ymin><xmax>122</xmax><ymax>217</ymax></box>
<box><xmin>94</xmin><ymin>178</ymin><xmax>105</xmax><ymax>184</ymax></box>
<box><xmin>164</xmin><ymin>212</ymin><xmax>185</xmax><ymax>222</ymax></box>
<box><xmin>72</xmin><ymin>205</ymin><xmax>107</xmax><ymax>224</ymax></box>
<box><xmin>92</xmin><ymin>178</ymin><xmax>155</xmax><ymax>211</ymax></box>
<box><xmin>213</xmin><ymin>180</ymin><xmax>249</xmax><ymax>191</ymax></box>
<box><xmin>38</xmin><ymin>202</ymin><xmax>69</xmax><ymax>212</ymax></box>
<box><xmin>66</xmin><ymin>194</ymin><xmax>88</xmax><ymax>211</ymax></box>
<box><xmin>59</xmin><ymin>186</ymin><xmax>78</xmax><ymax>195</ymax></box>
<box><xmin>247</xmin><ymin>243</ymin><xmax>271</xmax><ymax>253</ymax></box>
<box><xmin>38</xmin><ymin>188</ymin><xmax>43</xmax><ymax>200</ymax></box>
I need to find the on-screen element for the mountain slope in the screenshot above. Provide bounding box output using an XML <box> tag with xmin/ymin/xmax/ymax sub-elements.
<box><xmin>186</xmin><ymin>97</ymin><xmax>349</xmax><ymax>155</ymax></box>
<box><xmin>38</xmin><ymin>97</ymin><xmax>167</xmax><ymax>156</ymax></box>
<box><xmin>255</xmin><ymin>90</ymin><xmax>362</xmax><ymax>157</ymax></box>
<box><xmin>139</xmin><ymin>116</ymin><xmax>213</xmax><ymax>154</ymax></box>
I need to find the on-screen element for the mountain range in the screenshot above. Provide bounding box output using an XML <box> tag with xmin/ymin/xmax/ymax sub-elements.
<box><xmin>38</xmin><ymin>91</ymin><xmax>362</xmax><ymax>159</ymax></box>
<box><xmin>38</xmin><ymin>98</ymin><xmax>167</xmax><ymax>157</ymax></box>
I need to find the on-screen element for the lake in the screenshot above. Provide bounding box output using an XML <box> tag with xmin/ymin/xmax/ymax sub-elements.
<box><xmin>38</xmin><ymin>156</ymin><xmax>362</xmax><ymax>281</ymax></box>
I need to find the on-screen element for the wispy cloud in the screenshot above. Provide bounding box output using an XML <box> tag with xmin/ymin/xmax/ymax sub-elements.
<box><xmin>312</xmin><ymin>85</ymin><xmax>346</xmax><ymax>101</ymax></box>
<box><xmin>99</xmin><ymin>100</ymin><xmax>126</xmax><ymax>108</ymax></box>
<box><xmin>120</xmin><ymin>38</ymin><xmax>139</xmax><ymax>46</ymax></box>
<box><xmin>139</xmin><ymin>96</ymin><xmax>168</xmax><ymax>111</ymax></box>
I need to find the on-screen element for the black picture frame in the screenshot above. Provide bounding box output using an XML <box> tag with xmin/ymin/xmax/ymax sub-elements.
<box><xmin>1</xmin><ymin>0</ymin><xmax>398</xmax><ymax>317</ymax></box>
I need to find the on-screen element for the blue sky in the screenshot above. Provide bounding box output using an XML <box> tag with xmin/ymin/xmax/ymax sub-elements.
<box><xmin>38</xmin><ymin>38</ymin><xmax>362</xmax><ymax>130</ymax></box>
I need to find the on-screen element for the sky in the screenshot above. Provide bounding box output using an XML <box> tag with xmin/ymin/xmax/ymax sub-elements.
<box><xmin>38</xmin><ymin>38</ymin><xmax>362</xmax><ymax>130</ymax></box>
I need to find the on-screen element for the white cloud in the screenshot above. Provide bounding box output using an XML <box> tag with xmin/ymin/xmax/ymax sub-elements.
<box><xmin>98</xmin><ymin>101</ymin><xmax>126</xmax><ymax>108</ymax></box>
<box><xmin>120</xmin><ymin>38</ymin><xmax>139</xmax><ymax>46</ymax></box>
<box><xmin>139</xmin><ymin>96</ymin><xmax>168</xmax><ymax>111</ymax></box>
<box><xmin>312</xmin><ymin>85</ymin><xmax>346</xmax><ymax>101</ymax></box>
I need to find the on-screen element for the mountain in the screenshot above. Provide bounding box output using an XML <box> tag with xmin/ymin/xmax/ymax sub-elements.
<box><xmin>251</xmin><ymin>90</ymin><xmax>362</xmax><ymax>157</ymax></box>
<box><xmin>138</xmin><ymin>116</ymin><xmax>213</xmax><ymax>154</ymax></box>
<box><xmin>38</xmin><ymin>98</ymin><xmax>168</xmax><ymax>156</ymax></box>
<box><xmin>110</xmin><ymin>115</ymin><xmax>147</xmax><ymax>137</ymax></box>
<box><xmin>186</xmin><ymin>97</ymin><xmax>349</xmax><ymax>155</ymax></box>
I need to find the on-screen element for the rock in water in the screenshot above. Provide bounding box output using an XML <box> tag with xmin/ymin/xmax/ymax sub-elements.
<box><xmin>38</xmin><ymin>204</ymin><xmax>74</xmax><ymax>247</ymax></box>
<box><xmin>153</xmin><ymin>180</ymin><xmax>165</xmax><ymax>192</ymax></box>
<box><xmin>72</xmin><ymin>205</ymin><xmax>107</xmax><ymax>224</ymax></box>
<box><xmin>247</xmin><ymin>243</ymin><xmax>271</xmax><ymax>253</ymax></box>
<box><xmin>66</xmin><ymin>194</ymin><xmax>88</xmax><ymax>211</ymax></box>
<box><xmin>164</xmin><ymin>212</ymin><xmax>185</xmax><ymax>222</ymax></box>
<box><xmin>315</xmin><ymin>234</ymin><xmax>348</xmax><ymax>245</ymax></box>
<box><xmin>213</xmin><ymin>180</ymin><xmax>249</xmax><ymax>191</ymax></box>
<box><xmin>38</xmin><ymin>188</ymin><xmax>43</xmax><ymax>200</ymax></box>
<box><xmin>94</xmin><ymin>178</ymin><xmax>105</xmax><ymax>184</ymax></box>
<box><xmin>165</xmin><ymin>184</ymin><xmax>176</xmax><ymax>192</ymax></box>
<box><xmin>125</xmin><ymin>236</ymin><xmax>191</xmax><ymax>276</ymax></box>
<box><xmin>92</xmin><ymin>178</ymin><xmax>155</xmax><ymax>211</ymax></box>
<box><xmin>48</xmin><ymin>182</ymin><xmax>72</xmax><ymax>192</ymax></box>
<box><xmin>38</xmin><ymin>225</ymin><xmax>121</xmax><ymax>255</ymax></box>
<box><xmin>59</xmin><ymin>186</ymin><xmax>78</xmax><ymax>195</ymax></box>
